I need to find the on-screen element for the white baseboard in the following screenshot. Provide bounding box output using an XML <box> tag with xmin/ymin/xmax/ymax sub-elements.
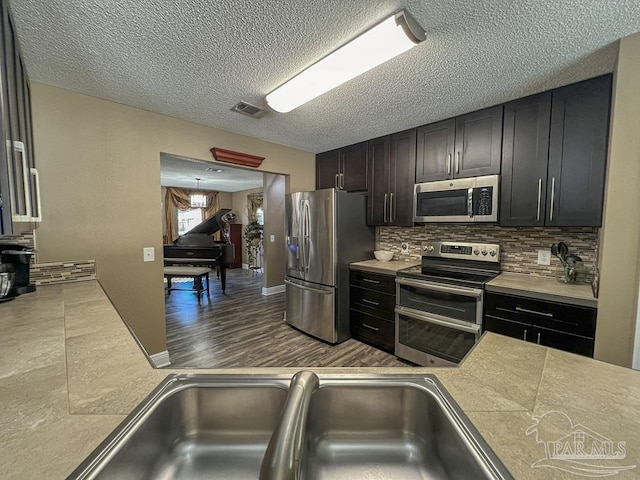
<box><xmin>150</xmin><ymin>350</ymin><xmax>171</xmax><ymax>368</ymax></box>
<box><xmin>262</xmin><ymin>284</ymin><xmax>285</xmax><ymax>296</ymax></box>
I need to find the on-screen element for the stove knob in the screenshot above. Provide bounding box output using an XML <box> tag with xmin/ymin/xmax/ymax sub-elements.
<box><xmin>489</xmin><ymin>250</ymin><xmax>497</xmax><ymax>257</ymax></box>
<box><xmin>473</xmin><ymin>249</ymin><xmax>480</xmax><ymax>256</ymax></box>
<box><xmin>424</xmin><ymin>245</ymin><xmax>435</xmax><ymax>253</ymax></box>
<box><xmin>481</xmin><ymin>250</ymin><xmax>488</xmax><ymax>256</ymax></box>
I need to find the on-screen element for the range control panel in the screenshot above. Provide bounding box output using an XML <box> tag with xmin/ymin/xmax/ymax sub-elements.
<box><xmin>422</xmin><ymin>241</ymin><xmax>500</xmax><ymax>263</ymax></box>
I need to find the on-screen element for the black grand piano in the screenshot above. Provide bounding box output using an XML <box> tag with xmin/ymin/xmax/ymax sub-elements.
<box><xmin>163</xmin><ymin>208</ymin><xmax>235</xmax><ymax>292</ymax></box>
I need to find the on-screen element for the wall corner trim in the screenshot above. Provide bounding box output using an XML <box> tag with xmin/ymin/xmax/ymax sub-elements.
<box><xmin>150</xmin><ymin>350</ymin><xmax>171</xmax><ymax>368</ymax></box>
<box><xmin>262</xmin><ymin>284</ymin><xmax>285</xmax><ymax>296</ymax></box>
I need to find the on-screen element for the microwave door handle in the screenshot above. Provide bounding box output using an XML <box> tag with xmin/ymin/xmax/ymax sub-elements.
<box><xmin>467</xmin><ymin>188</ymin><xmax>474</xmax><ymax>218</ymax></box>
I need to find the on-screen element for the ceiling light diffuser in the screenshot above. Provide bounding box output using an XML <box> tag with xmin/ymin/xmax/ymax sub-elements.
<box><xmin>265</xmin><ymin>10</ymin><xmax>425</xmax><ymax>113</ymax></box>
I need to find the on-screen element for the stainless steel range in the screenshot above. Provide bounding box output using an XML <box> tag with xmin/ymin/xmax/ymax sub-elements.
<box><xmin>395</xmin><ymin>241</ymin><xmax>500</xmax><ymax>367</ymax></box>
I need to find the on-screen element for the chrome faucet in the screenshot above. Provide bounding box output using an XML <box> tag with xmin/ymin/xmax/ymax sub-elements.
<box><xmin>259</xmin><ymin>370</ymin><xmax>320</xmax><ymax>480</ymax></box>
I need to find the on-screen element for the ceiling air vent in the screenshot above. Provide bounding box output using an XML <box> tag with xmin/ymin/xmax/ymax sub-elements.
<box><xmin>231</xmin><ymin>101</ymin><xmax>266</xmax><ymax>118</ymax></box>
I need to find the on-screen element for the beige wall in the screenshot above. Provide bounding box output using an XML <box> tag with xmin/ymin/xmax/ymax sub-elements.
<box><xmin>263</xmin><ymin>173</ymin><xmax>288</xmax><ymax>289</ymax></box>
<box><xmin>231</xmin><ymin>186</ymin><xmax>263</xmax><ymax>265</ymax></box>
<box><xmin>595</xmin><ymin>32</ymin><xmax>640</xmax><ymax>367</ymax></box>
<box><xmin>218</xmin><ymin>192</ymin><xmax>233</xmax><ymax>209</ymax></box>
<box><xmin>31</xmin><ymin>83</ymin><xmax>315</xmax><ymax>355</ymax></box>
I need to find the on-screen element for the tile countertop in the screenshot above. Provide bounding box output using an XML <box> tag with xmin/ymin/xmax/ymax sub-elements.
<box><xmin>3</xmin><ymin>281</ymin><xmax>640</xmax><ymax>479</ymax></box>
<box><xmin>350</xmin><ymin>259</ymin><xmax>419</xmax><ymax>275</ymax></box>
<box><xmin>487</xmin><ymin>272</ymin><xmax>598</xmax><ymax>308</ymax></box>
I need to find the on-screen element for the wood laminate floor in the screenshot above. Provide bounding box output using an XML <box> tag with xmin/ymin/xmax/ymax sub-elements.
<box><xmin>164</xmin><ymin>268</ymin><xmax>410</xmax><ymax>368</ymax></box>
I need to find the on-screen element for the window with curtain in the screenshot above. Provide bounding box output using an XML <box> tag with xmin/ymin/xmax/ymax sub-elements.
<box><xmin>164</xmin><ymin>187</ymin><xmax>220</xmax><ymax>243</ymax></box>
<box><xmin>247</xmin><ymin>192</ymin><xmax>263</xmax><ymax>223</ymax></box>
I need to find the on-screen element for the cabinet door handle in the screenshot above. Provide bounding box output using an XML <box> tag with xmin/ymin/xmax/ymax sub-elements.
<box><xmin>30</xmin><ymin>168</ymin><xmax>42</xmax><ymax>222</ymax></box>
<box><xmin>515</xmin><ymin>306</ymin><xmax>553</xmax><ymax>318</ymax></box>
<box><xmin>362</xmin><ymin>323</ymin><xmax>379</xmax><ymax>332</ymax></box>
<box><xmin>361</xmin><ymin>298</ymin><xmax>379</xmax><ymax>306</ymax></box>
<box><xmin>335</xmin><ymin>174</ymin><xmax>339</xmax><ymax>189</ymax></box>
<box><xmin>537</xmin><ymin>332</ymin><xmax>541</xmax><ymax>344</ymax></box>
<box><xmin>447</xmin><ymin>153</ymin><xmax>452</xmax><ymax>174</ymax></box>
<box><xmin>455</xmin><ymin>152</ymin><xmax>461</xmax><ymax>174</ymax></box>
<box><xmin>362</xmin><ymin>278</ymin><xmax>380</xmax><ymax>284</ymax></box>
<box><xmin>389</xmin><ymin>192</ymin><xmax>394</xmax><ymax>222</ymax></box>
<box><xmin>549</xmin><ymin>177</ymin><xmax>556</xmax><ymax>222</ymax></box>
<box><xmin>523</xmin><ymin>329</ymin><xmax>528</xmax><ymax>341</ymax></box>
<box><xmin>340</xmin><ymin>173</ymin><xmax>344</xmax><ymax>189</ymax></box>
<box><xmin>536</xmin><ymin>178</ymin><xmax>542</xmax><ymax>222</ymax></box>
<box><xmin>384</xmin><ymin>193</ymin><xmax>388</xmax><ymax>223</ymax></box>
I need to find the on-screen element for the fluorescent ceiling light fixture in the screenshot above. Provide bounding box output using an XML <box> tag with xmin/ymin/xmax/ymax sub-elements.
<box><xmin>265</xmin><ymin>10</ymin><xmax>425</xmax><ymax>113</ymax></box>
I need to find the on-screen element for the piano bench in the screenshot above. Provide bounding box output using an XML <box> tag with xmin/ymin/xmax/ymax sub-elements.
<box><xmin>163</xmin><ymin>266</ymin><xmax>212</xmax><ymax>302</ymax></box>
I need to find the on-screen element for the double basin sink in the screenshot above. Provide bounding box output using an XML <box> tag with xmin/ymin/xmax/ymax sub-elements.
<box><xmin>68</xmin><ymin>372</ymin><xmax>513</xmax><ymax>479</ymax></box>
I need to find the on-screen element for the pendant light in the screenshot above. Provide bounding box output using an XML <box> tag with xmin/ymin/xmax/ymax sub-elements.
<box><xmin>190</xmin><ymin>178</ymin><xmax>208</xmax><ymax>208</ymax></box>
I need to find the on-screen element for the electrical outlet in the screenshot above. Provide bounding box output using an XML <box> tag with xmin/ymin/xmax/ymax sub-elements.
<box><xmin>537</xmin><ymin>249</ymin><xmax>551</xmax><ymax>266</ymax></box>
<box><xmin>143</xmin><ymin>247</ymin><xmax>155</xmax><ymax>262</ymax></box>
<box><xmin>400</xmin><ymin>242</ymin><xmax>410</xmax><ymax>254</ymax></box>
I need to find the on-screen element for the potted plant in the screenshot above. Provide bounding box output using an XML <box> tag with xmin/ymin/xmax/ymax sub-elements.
<box><xmin>243</xmin><ymin>221</ymin><xmax>263</xmax><ymax>264</ymax></box>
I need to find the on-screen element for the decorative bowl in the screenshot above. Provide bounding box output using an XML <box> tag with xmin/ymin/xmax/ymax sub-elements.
<box><xmin>374</xmin><ymin>250</ymin><xmax>394</xmax><ymax>262</ymax></box>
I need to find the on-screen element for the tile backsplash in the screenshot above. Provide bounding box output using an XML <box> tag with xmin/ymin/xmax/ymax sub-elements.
<box><xmin>1</xmin><ymin>232</ymin><xmax>96</xmax><ymax>284</ymax></box>
<box><xmin>378</xmin><ymin>225</ymin><xmax>598</xmax><ymax>279</ymax></box>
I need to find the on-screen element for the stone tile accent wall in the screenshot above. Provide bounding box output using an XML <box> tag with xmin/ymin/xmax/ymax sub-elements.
<box><xmin>1</xmin><ymin>232</ymin><xmax>96</xmax><ymax>284</ymax></box>
<box><xmin>30</xmin><ymin>260</ymin><xmax>97</xmax><ymax>285</ymax></box>
<box><xmin>0</xmin><ymin>232</ymin><xmax>35</xmax><ymax>249</ymax></box>
<box><xmin>378</xmin><ymin>225</ymin><xmax>598</xmax><ymax>280</ymax></box>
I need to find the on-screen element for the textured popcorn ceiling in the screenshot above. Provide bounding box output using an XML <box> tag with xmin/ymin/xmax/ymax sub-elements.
<box><xmin>10</xmin><ymin>0</ymin><xmax>640</xmax><ymax>153</ymax></box>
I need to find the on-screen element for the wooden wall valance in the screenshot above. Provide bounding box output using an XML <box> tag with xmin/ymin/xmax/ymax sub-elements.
<box><xmin>210</xmin><ymin>147</ymin><xmax>265</xmax><ymax>168</ymax></box>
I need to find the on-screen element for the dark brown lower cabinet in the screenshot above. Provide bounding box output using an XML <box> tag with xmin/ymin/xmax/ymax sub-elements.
<box><xmin>349</xmin><ymin>270</ymin><xmax>396</xmax><ymax>354</ymax></box>
<box><xmin>484</xmin><ymin>292</ymin><xmax>596</xmax><ymax>357</ymax></box>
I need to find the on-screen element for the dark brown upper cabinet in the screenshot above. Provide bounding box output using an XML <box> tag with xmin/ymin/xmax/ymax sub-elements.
<box><xmin>500</xmin><ymin>92</ymin><xmax>552</xmax><ymax>226</ymax></box>
<box><xmin>501</xmin><ymin>75</ymin><xmax>611</xmax><ymax>227</ymax></box>
<box><xmin>0</xmin><ymin>0</ymin><xmax>40</xmax><ymax>234</ymax></box>
<box><xmin>367</xmin><ymin>129</ymin><xmax>416</xmax><ymax>226</ymax></box>
<box><xmin>416</xmin><ymin>106</ymin><xmax>502</xmax><ymax>183</ymax></box>
<box><xmin>546</xmin><ymin>75</ymin><xmax>611</xmax><ymax>227</ymax></box>
<box><xmin>316</xmin><ymin>141</ymin><xmax>368</xmax><ymax>191</ymax></box>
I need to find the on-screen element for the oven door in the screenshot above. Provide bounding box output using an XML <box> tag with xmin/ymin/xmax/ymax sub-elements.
<box><xmin>395</xmin><ymin>277</ymin><xmax>483</xmax><ymax>326</ymax></box>
<box><xmin>395</xmin><ymin>306</ymin><xmax>481</xmax><ymax>366</ymax></box>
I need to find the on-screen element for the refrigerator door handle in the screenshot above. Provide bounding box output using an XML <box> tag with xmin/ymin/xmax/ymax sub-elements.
<box><xmin>285</xmin><ymin>279</ymin><xmax>332</xmax><ymax>295</ymax></box>
<box><xmin>303</xmin><ymin>200</ymin><xmax>311</xmax><ymax>272</ymax></box>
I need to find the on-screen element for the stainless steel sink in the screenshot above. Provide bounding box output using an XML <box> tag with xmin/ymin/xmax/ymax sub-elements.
<box><xmin>68</xmin><ymin>373</ymin><xmax>512</xmax><ymax>480</ymax></box>
<box><xmin>68</xmin><ymin>376</ymin><xmax>290</xmax><ymax>479</ymax></box>
<box><xmin>300</xmin><ymin>377</ymin><xmax>510</xmax><ymax>479</ymax></box>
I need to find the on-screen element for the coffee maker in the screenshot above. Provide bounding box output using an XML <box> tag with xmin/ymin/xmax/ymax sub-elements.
<box><xmin>0</xmin><ymin>244</ymin><xmax>35</xmax><ymax>296</ymax></box>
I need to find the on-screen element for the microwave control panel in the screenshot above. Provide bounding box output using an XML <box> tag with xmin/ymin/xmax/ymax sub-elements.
<box><xmin>473</xmin><ymin>186</ymin><xmax>493</xmax><ymax>216</ymax></box>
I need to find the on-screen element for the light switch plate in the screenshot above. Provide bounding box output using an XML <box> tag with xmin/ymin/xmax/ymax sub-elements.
<box><xmin>143</xmin><ymin>247</ymin><xmax>155</xmax><ymax>262</ymax></box>
<box><xmin>537</xmin><ymin>249</ymin><xmax>551</xmax><ymax>266</ymax></box>
<box><xmin>270</xmin><ymin>234</ymin><xmax>275</xmax><ymax>243</ymax></box>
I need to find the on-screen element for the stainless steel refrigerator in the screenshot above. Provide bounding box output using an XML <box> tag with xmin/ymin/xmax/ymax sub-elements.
<box><xmin>285</xmin><ymin>188</ymin><xmax>374</xmax><ymax>344</ymax></box>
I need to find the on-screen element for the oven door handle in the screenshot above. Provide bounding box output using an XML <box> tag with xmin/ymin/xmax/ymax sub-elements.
<box><xmin>395</xmin><ymin>277</ymin><xmax>482</xmax><ymax>298</ymax></box>
<box><xmin>395</xmin><ymin>307</ymin><xmax>480</xmax><ymax>334</ymax></box>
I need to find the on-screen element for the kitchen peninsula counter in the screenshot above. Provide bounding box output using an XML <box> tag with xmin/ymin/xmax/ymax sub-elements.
<box><xmin>2</xmin><ymin>281</ymin><xmax>639</xmax><ymax>479</ymax></box>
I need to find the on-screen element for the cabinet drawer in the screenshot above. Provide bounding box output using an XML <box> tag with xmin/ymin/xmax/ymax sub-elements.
<box><xmin>350</xmin><ymin>285</ymin><xmax>395</xmax><ymax>318</ymax></box>
<box><xmin>485</xmin><ymin>292</ymin><xmax>596</xmax><ymax>338</ymax></box>
<box><xmin>350</xmin><ymin>270</ymin><xmax>395</xmax><ymax>294</ymax></box>
<box><xmin>485</xmin><ymin>314</ymin><xmax>595</xmax><ymax>357</ymax></box>
<box><xmin>350</xmin><ymin>310</ymin><xmax>395</xmax><ymax>353</ymax></box>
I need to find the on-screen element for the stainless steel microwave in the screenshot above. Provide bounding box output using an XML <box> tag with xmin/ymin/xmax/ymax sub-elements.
<box><xmin>414</xmin><ymin>175</ymin><xmax>499</xmax><ymax>223</ymax></box>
